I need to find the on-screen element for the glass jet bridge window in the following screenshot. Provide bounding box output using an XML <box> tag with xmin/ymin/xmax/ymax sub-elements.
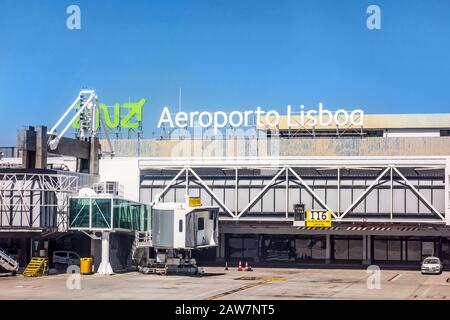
<box><xmin>69</xmin><ymin>198</ymin><xmax>90</xmax><ymax>228</ymax></box>
<box><xmin>69</xmin><ymin>197</ymin><xmax>151</xmax><ymax>232</ymax></box>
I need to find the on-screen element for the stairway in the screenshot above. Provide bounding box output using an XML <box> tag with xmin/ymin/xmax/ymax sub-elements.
<box><xmin>127</xmin><ymin>231</ymin><xmax>152</xmax><ymax>269</ymax></box>
<box><xmin>135</xmin><ymin>231</ymin><xmax>152</xmax><ymax>249</ymax></box>
<box><xmin>23</xmin><ymin>258</ymin><xmax>49</xmax><ymax>277</ymax></box>
<box><xmin>0</xmin><ymin>248</ymin><xmax>19</xmax><ymax>273</ymax></box>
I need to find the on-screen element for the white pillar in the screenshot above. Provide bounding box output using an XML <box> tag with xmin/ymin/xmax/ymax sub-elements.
<box><xmin>285</xmin><ymin>167</ymin><xmax>289</xmax><ymax>219</ymax></box>
<box><xmin>97</xmin><ymin>232</ymin><xmax>113</xmax><ymax>275</ymax></box>
<box><xmin>216</xmin><ymin>233</ymin><xmax>222</xmax><ymax>261</ymax></box>
<box><xmin>185</xmin><ymin>167</ymin><xmax>189</xmax><ymax>198</ymax></box>
<box><xmin>219</xmin><ymin>233</ymin><xmax>226</xmax><ymax>261</ymax></box>
<box><xmin>445</xmin><ymin>158</ymin><xmax>450</xmax><ymax>226</ymax></box>
<box><xmin>325</xmin><ymin>234</ymin><xmax>331</xmax><ymax>264</ymax></box>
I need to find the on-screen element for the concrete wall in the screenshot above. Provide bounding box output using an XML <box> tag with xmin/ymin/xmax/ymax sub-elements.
<box><xmin>446</xmin><ymin>158</ymin><xmax>450</xmax><ymax>226</ymax></box>
<box><xmin>99</xmin><ymin>158</ymin><xmax>140</xmax><ymax>201</ymax></box>
<box><xmin>101</xmin><ymin>136</ymin><xmax>450</xmax><ymax>157</ymax></box>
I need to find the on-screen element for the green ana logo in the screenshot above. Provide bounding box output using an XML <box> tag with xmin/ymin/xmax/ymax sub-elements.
<box><xmin>73</xmin><ymin>99</ymin><xmax>146</xmax><ymax>129</ymax></box>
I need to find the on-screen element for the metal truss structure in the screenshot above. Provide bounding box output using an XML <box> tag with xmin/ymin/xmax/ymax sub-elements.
<box><xmin>140</xmin><ymin>157</ymin><xmax>449</xmax><ymax>225</ymax></box>
<box><xmin>0</xmin><ymin>171</ymin><xmax>95</xmax><ymax>232</ymax></box>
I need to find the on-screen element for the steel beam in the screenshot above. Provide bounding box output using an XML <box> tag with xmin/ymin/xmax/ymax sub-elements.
<box><xmin>236</xmin><ymin>167</ymin><xmax>286</xmax><ymax>218</ymax></box>
<box><xmin>393</xmin><ymin>167</ymin><xmax>445</xmax><ymax>220</ymax></box>
<box><xmin>288</xmin><ymin>167</ymin><xmax>337</xmax><ymax>219</ymax></box>
<box><xmin>340</xmin><ymin>166</ymin><xmax>391</xmax><ymax>219</ymax></box>
<box><xmin>188</xmin><ymin>168</ymin><xmax>235</xmax><ymax>218</ymax></box>
<box><xmin>150</xmin><ymin>167</ymin><xmax>185</xmax><ymax>206</ymax></box>
<box><xmin>0</xmin><ymin>172</ymin><xmax>79</xmax><ymax>230</ymax></box>
<box><xmin>285</xmin><ymin>167</ymin><xmax>289</xmax><ymax>219</ymax></box>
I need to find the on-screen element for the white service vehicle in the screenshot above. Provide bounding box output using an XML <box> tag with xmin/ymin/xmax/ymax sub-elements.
<box><xmin>52</xmin><ymin>251</ymin><xmax>81</xmax><ymax>268</ymax></box>
<box><xmin>421</xmin><ymin>256</ymin><xmax>443</xmax><ymax>275</ymax></box>
<box><xmin>139</xmin><ymin>198</ymin><xmax>219</xmax><ymax>275</ymax></box>
<box><xmin>0</xmin><ymin>248</ymin><xmax>19</xmax><ymax>275</ymax></box>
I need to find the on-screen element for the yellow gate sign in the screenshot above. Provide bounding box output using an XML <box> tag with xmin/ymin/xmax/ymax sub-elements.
<box><xmin>306</xmin><ymin>210</ymin><xmax>332</xmax><ymax>227</ymax></box>
<box><xmin>188</xmin><ymin>197</ymin><xmax>202</xmax><ymax>207</ymax></box>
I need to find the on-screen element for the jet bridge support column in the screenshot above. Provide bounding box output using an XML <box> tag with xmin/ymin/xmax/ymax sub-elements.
<box><xmin>97</xmin><ymin>232</ymin><xmax>113</xmax><ymax>275</ymax></box>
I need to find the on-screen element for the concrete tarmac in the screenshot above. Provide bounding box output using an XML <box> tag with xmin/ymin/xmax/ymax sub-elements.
<box><xmin>0</xmin><ymin>267</ymin><xmax>449</xmax><ymax>300</ymax></box>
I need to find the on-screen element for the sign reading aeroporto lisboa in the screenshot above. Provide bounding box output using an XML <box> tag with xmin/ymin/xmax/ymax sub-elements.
<box><xmin>157</xmin><ymin>103</ymin><xmax>364</xmax><ymax>133</ymax></box>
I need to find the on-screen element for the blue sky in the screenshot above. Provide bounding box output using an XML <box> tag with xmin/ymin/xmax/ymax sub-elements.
<box><xmin>0</xmin><ymin>0</ymin><xmax>449</xmax><ymax>145</ymax></box>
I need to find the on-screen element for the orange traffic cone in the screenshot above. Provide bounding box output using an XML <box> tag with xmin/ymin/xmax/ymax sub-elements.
<box><xmin>225</xmin><ymin>261</ymin><xmax>228</xmax><ymax>271</ymax></box>
<box><xmin>245</xmin><ymin>261</ymin><xmax>253</xmax><ymax>272</ymax></box>
<box><xmin>237</xmin><ymin>260</ymin><xmax>242</xmax><ymax>271</ymax></box>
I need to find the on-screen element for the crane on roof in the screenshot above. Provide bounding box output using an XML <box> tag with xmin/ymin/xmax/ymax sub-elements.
<box><xmin>47</xmin><ymin>89</ymin><xmax>115</xmax><ymax>157</ymax></box>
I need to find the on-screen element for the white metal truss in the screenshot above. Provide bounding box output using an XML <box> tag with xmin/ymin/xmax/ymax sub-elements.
<box><xmin>340</xmin><ymin>166</ymin><xmax>391</xmax><ymax>219</ymax></box>
<box><xmin>393</xmin><ymin>167</ymin><xmax>444</xmax><ymax>220</ymax></box>
<box><xmin>150</xmin><ymin>168</ymin><xmax>186</xmax><ymax>206</ymax></box>
<box><xmin>236</xmin><ymin>167</ymin><xmax>286</xmax><ymax>218</ymax></box>
<box><xmin>143</xmin><ymin>159</ymin><xmax>447</xmax><ymax>224</ymax></box>
<box><xmin>287</xmin><ymin>167</ymin><xmax>337</xmax><ymax>218</ymax></box>
<box><xmin>150</xmin><ymin>166</ymin><xmax>236</xmax><ymax>217</ymax></box>
<box><xmin>0</xmin><ymin>172</ymin><xmax>80</xmax><ymax>231</ymax></box>
<box><xmin>188</xmin><ymin>168</ymin><xmax>235</xmax><ymax>217</ymax></box>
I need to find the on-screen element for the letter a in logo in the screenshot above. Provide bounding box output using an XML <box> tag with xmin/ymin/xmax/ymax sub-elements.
<box><xmin>66</xmin><ymin>5</ymin><xmax>81</xmax><ymax>30</ymax></box>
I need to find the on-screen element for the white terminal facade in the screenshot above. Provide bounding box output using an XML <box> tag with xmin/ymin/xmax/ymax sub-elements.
<box><xmin>2</xmin><ymin>112</ymin><xmax>450</xmax><ymax>268</ymax></box>
<box><xmin>99</xmin><ymin>113</ymin><xmax>450</xmax><ymax>266</ymax></box>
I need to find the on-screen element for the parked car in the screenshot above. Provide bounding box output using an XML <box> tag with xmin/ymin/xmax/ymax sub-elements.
<box><xmin>421</xmin><ymin>256</ymin><xmax>443</xmax><ymax>274</ymax></box>
<box><xmin>52</xmin><ymin>251</ymin><xmax>81</xmax><ymax>269</ymax></box>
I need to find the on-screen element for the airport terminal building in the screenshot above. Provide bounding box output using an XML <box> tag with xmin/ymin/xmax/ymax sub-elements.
<box><xmin>2</xmin><ymin>113</ymin><xmax>450</xmax><ymax>268</ymax></box>
<box><xmin>98</xmin><ymin>113</ymin><xmax>450</xmax><ymax>266</ymax></box>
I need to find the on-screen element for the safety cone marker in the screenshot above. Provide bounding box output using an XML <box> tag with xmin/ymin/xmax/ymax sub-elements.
<box><xmin>244</xmin><ymin>261</ymin><xmax>253</xmax><ymax>272</ymax></box>
<box><xmin>237</xmin><ymin>260</ymin><xmax>242</xmax><ymax>271</ymax></box>
<box><xmin>225</xmin><ymin>261</ymin><xmax>228</xmax><ymax>271</ymax></box>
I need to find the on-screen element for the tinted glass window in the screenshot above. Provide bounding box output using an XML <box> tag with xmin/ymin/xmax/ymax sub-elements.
<box><xmin>69</xmin><ymin>198</ymin><xmax>90</xmax><ymax>228</ymax></box>
<box><xmin>179</xmin><ymin>219</ymin><xmax>183</xmax><ymax>232</ymax></box>
<box><xmin>198</xmin><ymin>217</ymin><xmax>205</xmax><ymax>230</ymax></box>
<box><xmin>91</xmin><ymin>198</ymin><xmax>112</xmax><ymax>229</ymax></box>
<box><xmin>424</xmin><ymin>258</ymin><xmax>439</xmax><ymax>264</ymax></box>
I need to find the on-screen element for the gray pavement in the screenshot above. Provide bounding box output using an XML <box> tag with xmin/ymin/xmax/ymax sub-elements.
<box><xmin>0</xmin><ymin>267</ymin><xmax>449</xmax><ymax>300</ymax></box>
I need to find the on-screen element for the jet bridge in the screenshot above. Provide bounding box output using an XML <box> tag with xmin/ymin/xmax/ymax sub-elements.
<box><xmin>140</xmin><ymin>198</ymin><xmax>219</xmax><ymax>275</ymax></box>
<box><xmin>68</xmin><ymin>182</ymin><xmax>151</xmax><ymax>275</ymax></box>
